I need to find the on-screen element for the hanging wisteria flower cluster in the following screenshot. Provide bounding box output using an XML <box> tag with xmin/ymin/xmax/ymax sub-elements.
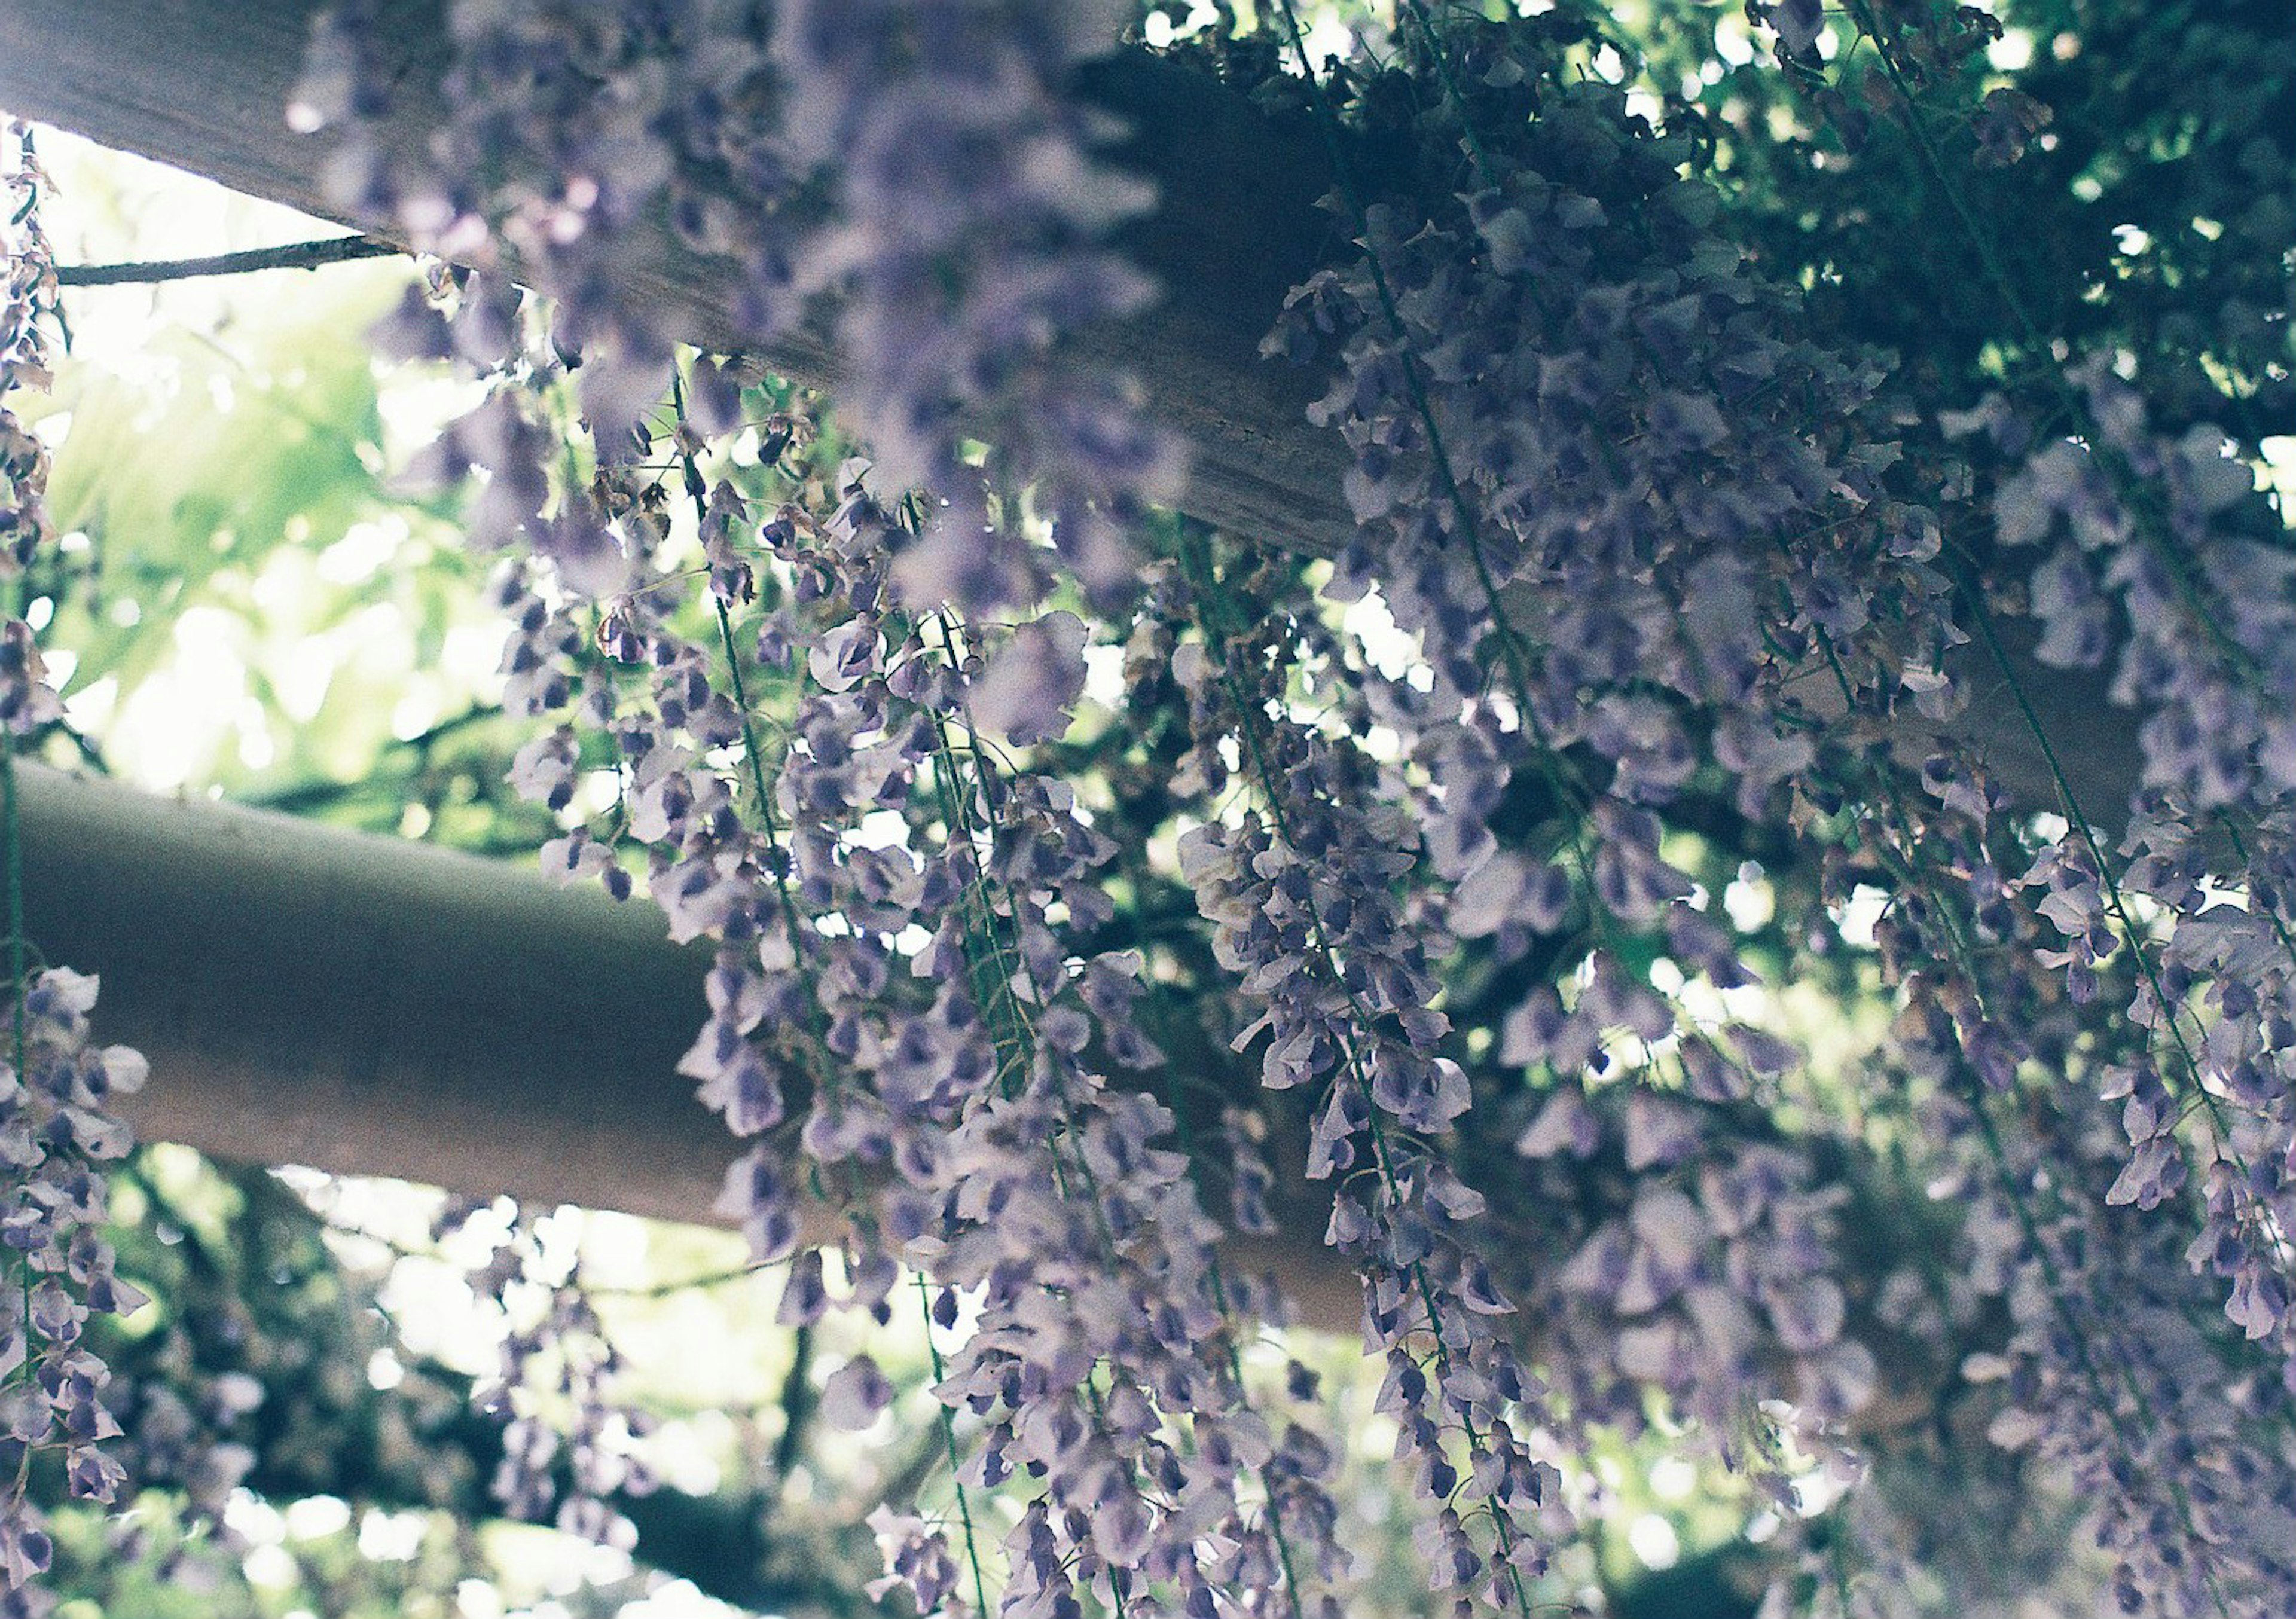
<box><xmin>297</xmin><ymin>0</ymin><xmax>1176</xmax><ymax>612</ymax></box>
<box><xmin>430</xmin><ymin>1195</ymin><xmax>657</xmax><ymax>1549</ymax></box>
<box><xmin>0</xmin><ymin>121</ymin><xmax>149</xmax><ymax>1609</ymax></box>
<box><xmin>242</xmin><ymin>1</ymin><xmax>2296</xmax><ymax>1616</ymax></box>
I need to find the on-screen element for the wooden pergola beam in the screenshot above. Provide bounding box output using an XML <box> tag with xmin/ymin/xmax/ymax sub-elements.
<box><xmin>0</xmin><ymin>0</ymin><xmax>1359</xmax><ymax>552</ymax></box>
<box><xmin>0</xmin><ymin>0</ymin><xmax>2144</xmax><ymax>808</ymax></box>
<box><xmin>0</xmin><ymin>0</ymin><xmax>2144</xmax><ymax>815</ymax></box>
<box><xmin>19</xmin><ymin>764</ymin><xmax>1367</xmax><ymax>1324</ymax></box>
<box><xmin>18</xmin><ymin>763</ymin><xmax>729</xmax><ymax>1223</ymax></box>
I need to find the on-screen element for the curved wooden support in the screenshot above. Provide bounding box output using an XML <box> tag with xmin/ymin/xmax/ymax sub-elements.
<box><xmin>0</xmin><ymin>0</ymin><xmax>2146</xmax><ymax>820</ymax></box>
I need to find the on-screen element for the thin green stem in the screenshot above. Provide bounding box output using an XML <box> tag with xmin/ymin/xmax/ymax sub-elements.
<box><xmin>915</xmin><ymin>1275</ymin><xmax>995</xmax><ymax>1619</ymax></box>
<box><xmin>1957</xmin><ymin>578</ymin><xmax>2242</xmax><ymax>1149</ymax></box>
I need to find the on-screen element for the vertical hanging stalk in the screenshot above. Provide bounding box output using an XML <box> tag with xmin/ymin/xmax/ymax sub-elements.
<box><xmin>1174</xmin><ymin>528</ymin><xmax>1554</xmax><ymax>1612</ymax></box>
<box><xmin>0</xmin><ymin>114</ymin><xmax>149</xmax><ymax>1596</ymax></box>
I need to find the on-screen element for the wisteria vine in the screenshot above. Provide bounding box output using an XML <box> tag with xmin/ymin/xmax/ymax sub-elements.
<box><xmin>2</xmin><ymin>0</ymin><xmax>2292</xmax><ymax>1615</ymax></box>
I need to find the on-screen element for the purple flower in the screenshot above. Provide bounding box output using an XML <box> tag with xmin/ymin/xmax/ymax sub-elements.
<box><xmin>971</xmin><ymin>610</ymin><xmax>1090</xmax><ymax>747</ymax></box>
<box><xmin>821</xmin><ymin>1354</ymin><xmax>897</xmax><ymax>1432</ymax></box>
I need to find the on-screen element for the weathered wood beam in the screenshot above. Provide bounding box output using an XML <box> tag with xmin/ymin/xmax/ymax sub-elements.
<box><xmin>18</xmin><ymin>764</ymin><xmax>1367</xmax><ymax>1324</ymax></box>
<box><xmin>0</xmin><ymin>0</ymin><xmax>1357</xmax><ymax>554</ymax></box>
<box><xmin>0</xmin><ymin>0</ymin><xmax>2144</xmax><ymax>820</ymax></box>
<box><xmin>18</xmin><ymin>763</ymin><xmax>730</xmax><ymax>1223</ymax></box>
<box><xmin>25</xmin><ymin>759</ymin><xmax>1964</xmax><ymax>1437</ymax></box>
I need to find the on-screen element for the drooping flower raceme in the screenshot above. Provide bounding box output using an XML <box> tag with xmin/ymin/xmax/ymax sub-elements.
<box><xmin>300</xmin><ymin>0</ymin><xmax>1177</xmax><ymax>615</ymax></box>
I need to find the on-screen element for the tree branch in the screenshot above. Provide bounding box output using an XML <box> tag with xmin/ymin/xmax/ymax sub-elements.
<box><xmin>53</xmin><ymin>233</ymin><xmax>401</xmax><ymax>286</ymax></box>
